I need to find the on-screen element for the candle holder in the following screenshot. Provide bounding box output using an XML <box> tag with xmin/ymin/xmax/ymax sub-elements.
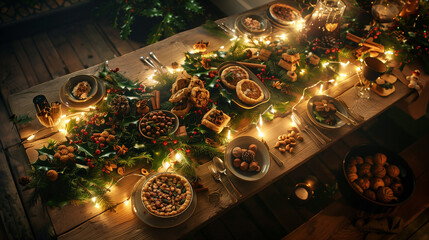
<box><xmin>292</xmin><ymin>176</ymin><xmax>319</xmax><ymax>201</ymax></box>
<box><xmin>33</xmin><ymin>95</ymin><xmax>62</xmax><ymax>128</ymax></box>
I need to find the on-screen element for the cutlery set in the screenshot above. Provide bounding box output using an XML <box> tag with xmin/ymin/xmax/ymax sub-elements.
<box><xmin>140</xmin><ymin>52</ymin><xmax>167</xmax><ymax>73</ymax></box>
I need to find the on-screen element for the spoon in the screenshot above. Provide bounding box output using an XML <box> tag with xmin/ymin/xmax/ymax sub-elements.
<box><xmin>213</xmin><ymin>157</ymin><xmax>242</xmax><ymax>198</ymax></box>
<box><xmin>208</xmin><ymin>164</ymin><xmax>237</xmax><ymax>203</ymax></box>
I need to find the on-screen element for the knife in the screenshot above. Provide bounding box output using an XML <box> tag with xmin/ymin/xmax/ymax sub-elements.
<box><xmin>263</xmin><ymin>140</ymin><xmax>283</xmax><ymax>167</ymax></box>
<box><xmin>335</xmin><ymin>111</ymin><xmax>358</xmax><ymax>125</ymax></box>
<box><xmin>149</xmin><ymin>52</ymin><xmax>167</xmax><ymax>72</ymax></box>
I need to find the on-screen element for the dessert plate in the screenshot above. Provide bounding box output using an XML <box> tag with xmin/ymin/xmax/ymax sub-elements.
<box><xmin>131</xmin><ymin>176</ymin><xmax>197</xmax><ymax>228</ymax></box>
<box><xmin>306</xmin><ymin>95</ymin><xmax>348</xmax><ymax>129</ymax></box>
<box><xmin>234</xmin><ymin>13</ymin><xmax>272</xmax><ymax>38</ymax></box>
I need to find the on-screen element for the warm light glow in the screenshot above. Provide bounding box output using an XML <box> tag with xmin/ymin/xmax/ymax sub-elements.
<box><xmin>256</xmin><ymin>126</ymin><xmax>264</xmax><ymax>138</ymax></box>
<box><xmin>213</xmin><ymin>54</ymin><xmax>217</xmax><ymax>57</ymax></box>
<box><xmin>339</xmin><ymin>73</ymin><xmax>347</xmax><ymax>78</ymax></box>
<box><xmin>230</xmin><ymin>36</ymin><xmax>238</xmax><ymax>41</ymax></box>
<box><xmin>290</xmin><ymin>117</ymin><xmax>296</xmax><ymax>127</ymax></box>
<box><xmin>254</xmin><ymin>39</ymin><xmax>259</xmax><ymax>44</ymax></box>
<box><xmin>279</xmin><ymin>34</ymin><xmax>287</xmax><ymax>40</ymax></box>
<box><xmin>64</xmin><ymin>119</ymin><xmax>70</xmax><ymax>124</ymax></box>
<box><xmin>259</xmin><ymin>114</ymin><xmax>263</xmax><ymax>127</ymax></box>
<box><xmin>59</xmin><ymin>129</ymin><xmax>67</xmax><ymax>135</ymax></box>
<box><xmin>76</xmin><ymin>117</ymin><xmax>80</xmax><ymax>122</ymax></box>
<box><xmin>295</xmin><ymin>19</ymin><xmax>305</xmax><ymax>32</ymax></box>
<box><xmin>356</xmin><ymin>66</ymin><xmax>362</xmax><ymax>71</ymax></box>
<box><xmin>27</xmin><ymin>135</ymin><xmax>35</xmax><ymax>141</ymax></box>
<box><xmin>227</xmin><ymin>129</ymin><xmax>231</xmax><ymax>141</ymax></box>
<box><xmin>89</xmin><ymin>106</ymin><xmax>95</xmax><ymax>110</ymax></box>
<box><xmin>220</xmin><ymin>46</ymin><xmax>224</xmax><ymax>50</ymax></box>
<box><xmin>270</xmin><ymin>107</ymin><xmax>276</xmax><ymax>114</ymax></box>
<box><xmin>322</xmin><ymin>62</ymin><xmax>329</xmax><ymax>68</ymax></box>
<box><xmin>81</xmin><ymin>112</ymin><xmax>84</xmax><ymax>116</ymax></box>
<box><xmin>385</xmin><ymin>50</ymin><xmax>393</xmax><ymax>55</ymax></box>
<box><xmin>124</xmin><ymin>199</ymin><xmax>129</xmax><ymax>206</ymax></box>
<box><xmin>163</xmin><ymin>161</ymin><xmax>170</xmax><ymax>169</ymax></box>
<box><xmin>265</xmin><ymin>40</ymin><xmax>271</xmax><ymax>45</ymax></box>
<box><xmin>340</xmin><ymin>61</ymin><xmax>350</xmax><ymax>66</ymax></box>
<box><xmin>92</xmin><ymin>197</ymin><xmax>97</xmax><ymax>203</ymax></box>
<box><xmin>175</xmin><ymin>153</ymin><xmax>182</xmax><ymax>162</ymax></box>
<box><xmin>300</xmin><ymin>69</ymin><xmax>306</xmax><ymax>75</ymax></box>
<box><xmin>244</xmin><ymin>38</ymin><xmax>250</xmax><ymax>43</ymax></box>
<box><xmin>189</xmin><ymin>50</ymin><xmax>195</xmax><ymax>54</ymax></box>
<box><xmin>95</xmin><ymin>203</ymin><xmax>100</xmax><ymax>209</ymax></box>
<box><xmin>319</xmin><ymin>84</ymin><xmax>324</xmax><ymax>94</ymax></box>
<box><xmin>61</xmin><ymin>115</ymin><xmax>66</xmax><ymax>119</ymax></box>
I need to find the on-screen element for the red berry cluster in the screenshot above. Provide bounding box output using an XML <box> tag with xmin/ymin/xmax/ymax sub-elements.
<box><xmin>256</xmin><ymin>68</ymin><xmax>275</xmax><ymax>82</ymax></box>
<box><xmin>110</xmin><ymin>67</ymin><xmax>119</xmax><ymax>73</ymax></box>
<box><xmin>133</xmin><ymin>84</ymin><xmax>146</xmax><ymax>93</ymax></box>
<box><xmin>208</xmin><ymin>70</ymin><xmax>218</xmax><ymax>78</ymax></box>
<box><xmin>85</xmin><ymin>158</ymin><xmax>94</xmax><ymax>168</ymax></box>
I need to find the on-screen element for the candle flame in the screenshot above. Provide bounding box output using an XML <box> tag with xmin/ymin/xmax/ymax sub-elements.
<box><xmin>319</xmin><ymin>84</ymin><xmax>324</xmax><ymax>94</ymax></box>
<box><xmin>259</xmin><ymin>114</ymin><xmax>263</xmax><ymax>127</ymax></box>
<box><xmin>124</xmin><ymin>199</ymin><xmax>129</xmax><ymax>206</ymax></box>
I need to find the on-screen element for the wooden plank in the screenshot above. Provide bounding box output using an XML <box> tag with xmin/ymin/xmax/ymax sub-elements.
<box><xmin>305</xmin><ymin>157</ymin><xmax>336</xmax><ymax>185</ymax></box>
<box><xmin>11</xmin><ymin>40</ymin><xmax>39</xmax><ymax>87</ymax></box>
<box><xmin>200</xmin><ymin>219</ymin><xmax>234</xmax><ymax>240</ymax></box>
<box><xmin>82</xmin><ymin>22</ymin><xmax>117</xmax><ymax>61</ymax></box>
<box><xmin>5</xmin><ymin>145</ymin><xmax>54</xmax><ymax>239</ymax></box>
<box><xmin>317</xmin><ymin>146</ymin><xmax>345</xmax><ymax>173</ymax></box>
<box><xmin>281</xmin><ymin>200</ymin><xmax>356</xmax><ymax>240</ymax></box>
<box><xmin>33</xmin><ymin>32</ymin><xmax>67</xmax><ymax>79</ymax></box>
<box><xmin>0</xmin><ymin>46</ymin><xmax>30</xmax><ymax>99</ymax></box>
<box><xmin>341</xmin><ymin>130</ymin><xmax>372</xmax><ymax>148</ymax></box>
<box><xmin>62</xmin><ymin>22</ymin><xmax>102</xmax><ymax>68</ymax></box>
<box><xmin>257</xmin><ymin>184</ymin><xmax>305</xmax><ymax>232</ymax></box>
<box><xmin>20</xmin><ymin>37</ymin><xmax>52</xmax><ymax>83</ymax></box>
<box><xmin>48</xmin><ymin>28</ymin><xmax>84</xmax><ymax>73</ymax></box>
<box><xmin>399</xmin><ymin>134</ymin><xmax>429</xmax><ymax>178</ymax></box>
<box><xmin>241</xmin><ymin>195</ymin><xmax>287</xmax><ymax>239</ymax></box>
<box><xmin>394</xmin><ymin>208</ymin><xmax>429</xmax><ymax>240</ymax></box>
<box><xmin>221</xmin><ymin>206</ymin><xmax>266</xmax><ymax>240</ymax></box>
<box><xmin>96</xmin><ymin>20</ymin><xmax>135</xmax><ymax>56</ymax></box>
<box><xmin>408</xmin><ymin>222</ymin><xmax>429</xmax><ymax>240</ymax></box>
<box><xmin>0</xmin><ymin>144</ymin><xmax>34</xmax><ymax>240</ymax></box>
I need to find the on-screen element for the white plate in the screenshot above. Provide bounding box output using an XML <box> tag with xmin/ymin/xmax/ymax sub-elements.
<box><xmin>59</xmin><ymin>78</ymin><xmax>106</xmax><ymax>110</ymax></box>
<box><xmin>131</xmin><ymin>176</ymin><xmax>197</xmax><ymax>228</ymax></box>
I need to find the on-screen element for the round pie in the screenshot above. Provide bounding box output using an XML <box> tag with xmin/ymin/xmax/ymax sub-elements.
<box><xmin>236</xmin><ymin>79</ymin><xmax>264</xmax><ymax>105</ymax></box>
<box><xmin>190</xmin><ymin>87</ymin><xmax>210</xmax><ymax>108</ymax></box>
<box><xmin>141</xmin><ymin>173</ymin><xmax>192</xmax><ymax>217</ymax></box>
<box><xmin>169</xmin><ymin>88</ymin><xmax>189</xmax><ymax>103</ymax></box>
<box><xmin>221</xmin><ymin>66</ymin><xmax>249</xmax><ymax>90</ymax></box>
<box><xmin>269</xmin><ymin>3</ymin><xmax>300</xmax><ymax>25</ymax></box>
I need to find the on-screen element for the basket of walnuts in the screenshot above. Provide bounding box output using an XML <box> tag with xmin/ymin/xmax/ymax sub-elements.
<box><xmin>341</xmin><ymin>145</ymin><xmax>415</xmax><ymax>209</ymax></box>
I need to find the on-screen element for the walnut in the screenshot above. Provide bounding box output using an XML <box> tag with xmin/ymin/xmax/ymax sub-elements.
<box><xmin>371</xmin><ymin>164</ymin><xmax>386</xmax><ymax>178</ymax></box>
<box><xmin>371</xmin><ymin>178</ymin><xmax>385</xmax><ymax>190</ymax></box>
<box><xmin>377</xmin><ymin>187</ymin><xmax>397</xmax><ymax>203</ymax></box>
<box><xmin>373</xmin><ymin>153</ymin><xmax>387</xmax><ymax>165</ymax></box>
<box><xmin>387</xmin><ymin>165</ymin><xmax>400</xmax><ymax>178</ymax></box>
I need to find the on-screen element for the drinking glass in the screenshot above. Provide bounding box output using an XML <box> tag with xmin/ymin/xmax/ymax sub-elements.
<box><xmin>371</xmin><ymin>0</ymin><xmax>405</xmax><ymax>23</ymax></box>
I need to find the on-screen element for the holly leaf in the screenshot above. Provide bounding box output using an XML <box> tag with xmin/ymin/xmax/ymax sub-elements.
<box><xmin>37</xmin><ymin>146</ymin><xmax>55</xmax><ymax>161</ymax></box>
<box><xmin>10</xmin><ymin>113</ymin><xmax>33</xmax><ymax>125</ymax></box>
<box><xmin>206</xmin><ymin>76</ymin><xmax>219</xmax><ymax>88</ymax></box>
<box><xmin>219</xmin><ymin>88</ymin><xmax>233</xmax><ymax>104</ymax></box>
<box><xmin>74</xmin><ymin>143</ymin><xmax>94</xmax><ymax>158</ymax></box>
<box><xmin>99</xmin><ymin>151</ymin><xmax>117</xmax><ymax>159</ymax></box>
<box><xmin>75</xmin><ymin>163</ymin><xmax>89</xmax><ymax>173</ymax></box>
<box><xmin>120</xmin><ymin>116</ymin><xmax>139</xmax><ymax>127</ymax></box>
<box><xmin>31</xmin><ymin>159</ymin><xmax>52</xmax><ymax>172</ymax></box>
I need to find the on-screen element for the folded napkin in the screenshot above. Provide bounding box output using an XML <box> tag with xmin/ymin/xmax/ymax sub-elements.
<box><xmin>355</xmin><ymin>216</ymin><xmax>404</xmax><ymax>240</ymax></box>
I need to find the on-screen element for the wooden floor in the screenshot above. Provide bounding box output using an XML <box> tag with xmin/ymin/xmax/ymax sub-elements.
<box><xmin>1</xmin><ymin>9</ymin><xmax>429</xmax><ymax>240</ymax></box>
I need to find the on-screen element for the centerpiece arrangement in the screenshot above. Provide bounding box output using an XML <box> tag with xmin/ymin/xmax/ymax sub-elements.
<box><xmin>21</xmin><ymin>0</ymin><xmax>426</xmax><ymax>214</ymax></box>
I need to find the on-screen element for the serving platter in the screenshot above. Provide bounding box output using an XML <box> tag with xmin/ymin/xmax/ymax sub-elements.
<box><xmin>131</xmin><ymin>175</ymin><xmax>197</xmax><ymax>228</ymax></box>
<box><xmin>217</xmin><ymin>62</ymin><xmax>271</xmax><ymax>109</ymax></box>
<box><xmin>306</xmin><ymin>95</ymin><xmax>348</xmax><ymax>129</ymax></box>
<box><xmin>59</xmin><ymin>77</ymin><xmax>106</xmax><ymax>110</ymax></box>
<box><xmin>234</xmin><ymin>13</ymin><xmax>272</xmax><ymax>38</ymax></box>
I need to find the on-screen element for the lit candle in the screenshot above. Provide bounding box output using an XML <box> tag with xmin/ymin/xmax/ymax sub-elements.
<box><xmin>227</xmin><ymin>129</ymin><xmax>231</xmax><ymax>141</ymax></box>
<box><xmin>318</xmin><ymin>84</ymin><xmax>324</xmax><ymax>94</ymax></box>
<box><xmin>295</xmin><ymin>187</ymin><xmax>309</xmax><ymax>200</ymax></box>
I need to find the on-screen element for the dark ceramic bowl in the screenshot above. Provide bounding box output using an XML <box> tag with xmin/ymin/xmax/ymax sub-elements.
<box><xmin>362</xmin><ymin>57</ymin><xmax>387</xmax><ymax>82</ymax></box>
<box><xmin>64</xmin><ymin>75</ymin><xmax>98</xmax><ymax>103</ymax></box>
<box><xmin>340</xmin><ymin>144</ymin><xmax>415</xmax><ymax>211</ymax></box>
<box><xmin>138</xmin><ymin>110</ymin><xmax>179</xmax><ymax>139</ymax></box>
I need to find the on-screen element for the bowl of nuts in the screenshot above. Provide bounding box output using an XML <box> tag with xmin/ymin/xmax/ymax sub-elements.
<box><xmin>224</xmin><ymin>136</ymin><xmax>270</xmax><ymax>181</ymax></box>
<box><xmin>138</xmin><ymin>110</ymin><xmax>179</xmax><ymax>139</ymax></box>
<box><xmin>141</xmin><ymin>172</ymin><xmax>193</xmax><ymax>218</ymax></box>
<box><xmin>340</xmin><ymin>144</ymin><xmax>415</xmax><ymax>210</ymax></box>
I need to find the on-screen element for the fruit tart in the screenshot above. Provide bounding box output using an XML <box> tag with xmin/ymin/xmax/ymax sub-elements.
<box><xmin>269</xmin><ymin>3</ymin><xmax>300</xmax><ymax>24</ymax></box>
<box><xmin>190</xmin><ymin>87</ymin><xmax>210</xmax><ymax>108</ymax></box>
<box><xmin>220</xmin><ymin>66</ymin><xmax>249</xmax><ymax>90</ymax></box>
<box><xmin>201</xmin><ymin>109</ymin><xmax>231</xmax><ymax>133</ymax></box>
<box><xmin>236</xmin><ymin>79</ymin><xmax>264</xmax><ymax>105</ymax></box>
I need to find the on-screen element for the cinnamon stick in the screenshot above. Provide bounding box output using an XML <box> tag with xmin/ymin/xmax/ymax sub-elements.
<box><xmin>346</xmin><ymin>33</ymin><xmax>384</xmax><ymax>53</ymax></box>
<box><xmin>236</xmin><ymin>62</ymin><xmax>267</xmax><ymax>69</ymax></box>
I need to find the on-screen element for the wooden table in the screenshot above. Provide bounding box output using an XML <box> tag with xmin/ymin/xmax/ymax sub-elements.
<box><xmin>6</xmin><ymin>1</ymin><xmax>428</xmax><ymax>239</ymax></box>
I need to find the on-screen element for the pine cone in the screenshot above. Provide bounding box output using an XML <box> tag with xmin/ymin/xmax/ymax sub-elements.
<box><xmin>319</xmin><ymin>36</ymin><xmax>338</xmax><ymax>49</ymax></box>
<box><xmin>242</xmin><ymin>150</ymin><xmax>255</xmax><ymax>163</ymax></box>
<box><xmin>111</xmin><ymin>96</ymin><xmax>130</xmax><ymax>116</ymax></box>
<box><xmin>18</xmin><ymin>176</ymin><xmax>31</xmax><ymax>186</ymax></box>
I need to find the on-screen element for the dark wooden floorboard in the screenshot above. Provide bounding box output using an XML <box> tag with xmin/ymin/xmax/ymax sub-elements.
<box><xmin>394</xmin><ymin>208</ymin><xmax>429</xmax><ymax>240</ymax></box>
<box><xmin>0</xmin><ymin>48</ymin><xmax>30</xmax><ymax>99</ymax></box>
<box><xmin>408</xmin><ymin>222</ymin><xmax>429</xmax><ymax>240</ymax></box>
<box><xmin>20</xmin><ymin>37</ymin><xmax>51</xmax><ymax>83</ymax></box>
<box><xmin>33</xmin><ymin>32</ymin><xmax>67</xmax><ymax>79</ymax></box>
<box><xmin>200</xmin><ymin>219</ymin><xmax>235</xmax><ymax>240</ymax></box>
<box><xmin>221</xmin><ymin>205</ymin><xmax>266</xmax><ymax>240</ymax></box>
<box><xmin>96</xmin><ymin>20</ymin><xmax>136</xmax><ymax>56</ymax></box>
<box><xmin>11</xmin><ymin>40</ymin><xmax>39</xmax><ymax>87</ymax></box>
<box><xmin>82</xmin><ymin>22</ymin><xmax>118</xmax><ymax>61</ymax></box>
<box><xmin>48</xmin><ymin>28</ymin><xmax>84</xmax><ymax>73</ymax></box>
<box><xmin>241</xmin><ymin>195</ymin><xmax>287</xmax><ymax>239</ymax></box>
<box><xmin>306</xmin><ymin>157</ymin><xmax>337</xmax><ymax>185</ymax></box>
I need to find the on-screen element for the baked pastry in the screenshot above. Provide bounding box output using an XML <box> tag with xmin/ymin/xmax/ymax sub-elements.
<box><xmin>190</xmin><ymin>87</ymin><xmax>210</xmax><ymax>108</ymax></box>
<box><xmin>201</xmin><ymin>109</ymin><xmax>231</xmax><ymax>133</ymax></box>
<box><xmin>141</xmin><ymin>173</ymin><xmax>192</xmax><ymax>217</ymax></box>
<box><xmin>188</xmin><ymin>76</ymin><xmax>205</xmax><ymax>89</ymax></box>
<box><xmin>236</xmin><ymin>79</ymin><xmax>264</xmax><ymax>105</ymax></box>
<box><xmin>171</xmin><ymin>101</ymin><xmax>191</xmax><ymax>116</ymax></box>
<box><xmin>172</xmin><ymin>71</ymin><xmax>192</xmax><ymax>94</ymax></box>
<box><xmin>269</xmin><ymin>3</ymin><xmax>300</xmax><ymax>24</ymax></box>
<box><xmin>221</xmin><ymin>66</ymin><xmax>249</xmax><ymax>90</ymax></box>
<box><xmin>169</xmin><ymin>88</ymin><xmax>189</xmax><ymax>103</ymax></box>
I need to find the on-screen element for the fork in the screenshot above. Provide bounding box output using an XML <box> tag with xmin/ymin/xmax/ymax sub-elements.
<box><xmin>208</xmin><ymin>164</ymin><xmax>237</xmax><ymax>203</ymax></box>
<box><xmin>338</xmin><ymin>99</ymin><xmax>364</xmax><ymax>122</ymax></box>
